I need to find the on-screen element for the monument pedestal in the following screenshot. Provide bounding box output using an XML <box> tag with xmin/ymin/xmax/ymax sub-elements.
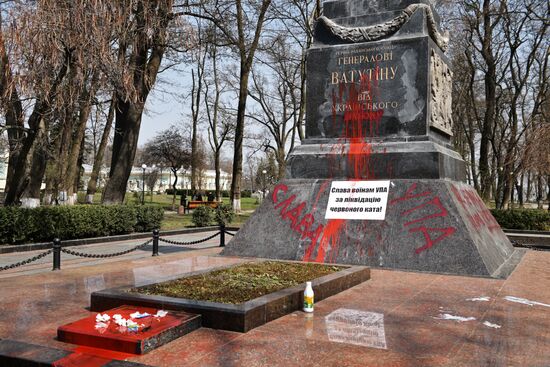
<box><xmin>287</xmin><ymin>140</ymin><xmax>466</xmax><ymax>181</ymax></box>
<box><xmin>223</xmin><ymin>179</ymin><xmax>522</xmax><ymax>278</ymax></box>
<box><xmin>222</xmin><ymin>0</ymin><xmax>522</xmax><ymax>278</ymax></box>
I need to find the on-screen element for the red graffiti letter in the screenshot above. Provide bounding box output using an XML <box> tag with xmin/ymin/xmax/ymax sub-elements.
<box><xmin>272</xmin><ymin>183</ymin><xmax>288</xmax><ymax>204</ymax></box>
<box><xmin>409</xmin><ymin>226</ymin><xmax>456</xmax><ymax>254</ymax></box>
<box><xmin>282</xmin><ymin>202</ymin><xmax>306</xmax><ymax>228</ymax></box>
<box><xmin>402</xmin><ymin>197</ymin><xmax>448</xmax><ymax>226</ymax></box>
<box><xmin>294</xmin><ymin>214</ymin><xmax>314</xmax><ymax>238</ymax></box>
<box><xmin>389</xmin><ymin>183</ymin><xmax>431</xmax><ymax>205</ymax></box>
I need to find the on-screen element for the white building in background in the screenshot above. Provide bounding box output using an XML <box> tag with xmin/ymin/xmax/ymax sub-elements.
<box><xmin>0</xmin><ymin>161</ymin><xmax>230</xmax><ymax>194</ymax></box>
<box><xmin>80</xmin><ymin>165</ymin><xmax>231</xmax><ymax>193</ymax></box>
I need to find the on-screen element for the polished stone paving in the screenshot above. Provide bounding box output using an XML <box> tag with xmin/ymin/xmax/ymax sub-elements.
<box><xmin>0</xmin><ymin>246</ymin><xmax>549</xmax><ymax>366</ymax></box>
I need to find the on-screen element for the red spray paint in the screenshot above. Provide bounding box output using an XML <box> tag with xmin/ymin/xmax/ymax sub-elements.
<box><xmin>307</xmin><ymin>70</ymin><xmax>385</xmax><ymax>263</ymax></box>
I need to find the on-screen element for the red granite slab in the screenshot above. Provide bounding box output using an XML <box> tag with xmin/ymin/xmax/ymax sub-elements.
<box><xmin>57</xmin><ymin>305</ymin><xmax>201</xmax><ymax>354</ymax></box>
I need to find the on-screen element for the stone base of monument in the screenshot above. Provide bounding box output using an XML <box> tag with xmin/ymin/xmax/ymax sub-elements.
<box><xmin>222</xmin><ymin>179</ymin><xmax>524</xmax><ymax>278</ymax></box>
<box><xmin>57</xmin><ymin>305</ymin><xmax>201</xmax><ymax>354</ymax></box>
<box><xmin>90</xmin><ymin>265</ymin><xmax>370</xmax><ymax>333</ymax></box>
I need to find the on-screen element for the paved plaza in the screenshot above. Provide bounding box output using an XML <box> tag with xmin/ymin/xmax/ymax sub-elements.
<box><xmin>0</xmin><ymin>233</ymin><xmax>548</xmax><ymax>366</ymax></box>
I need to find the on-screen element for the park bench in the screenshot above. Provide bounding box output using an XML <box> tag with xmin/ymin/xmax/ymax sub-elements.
<box><xmin>185</xmin><ymin>200</ymin><xmax>220</xmax><ymax>213</ymax></box>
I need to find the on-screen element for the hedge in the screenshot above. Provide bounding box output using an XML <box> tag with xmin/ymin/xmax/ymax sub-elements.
<box><xmin>0</xmin><ymin>205</ymin><xmax>164</xmax><ymax>245</ymax></box>
<box><xmin>491</xmin><ymin>209</ymin><xmax>550</xmax><ymax>231</ymax></box>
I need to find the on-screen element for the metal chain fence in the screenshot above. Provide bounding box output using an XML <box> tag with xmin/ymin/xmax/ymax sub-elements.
<box><xmin>0</xmin><ymin>249</ymin><xmax>53</xmax><ymax>272</ymax></box>
<box><xmin>60</xmin><ymin>239</ymin><xmax>153</xmax><ymax>258</ymax></box>
<box><xmin>1</xmin><ymin>226</ymin><xmax>238</xmax><ymax>272</ymax></box>
<box><xmin>158</xmin><ymin>232</ymin><xmax>220</xmax><ymax>246</ymax></box>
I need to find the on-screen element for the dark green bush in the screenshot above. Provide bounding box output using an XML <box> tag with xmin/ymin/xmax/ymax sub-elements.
<box><xmin>221</xmin><ymin>190</ymin><xmax>230</xmax><ymax>198</ymax></box>
<box><xmin>135</xmin><ymin>206</ymin><xmax>164</xmax><ymax>232</ymax></box>
<box><xmin>0</xmin><ymin>205</ymin><xmax>164</xmax><ymax>245</ymax></box>
<box><xmin>215</xmin><ymin>203</ymin><xmax>234</xmax><ymax>226</ymax></box>
<box><xmin>191</xmin><ymin>206</ymin><xmax>214</xmax><ymax>227</ymax></box>
<box><xmin>241</xmin><ymin>190</ymin><xmax>252</xmax><ymax>198</ymax></box>
<box><xmin>491</xmin><ymin>209</ymin><xmax>550</xmax><ymax>230</ymax></box>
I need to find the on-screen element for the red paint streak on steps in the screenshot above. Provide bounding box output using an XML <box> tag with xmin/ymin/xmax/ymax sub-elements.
<box><xmin>52</xmin><ymin>346</ymin><xmax>134</xmax><ymax>367</ymax></box>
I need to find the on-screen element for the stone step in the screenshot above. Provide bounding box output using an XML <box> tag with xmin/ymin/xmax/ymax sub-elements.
<box><xmin>57</xmin><ymin>305</ymin><xmax>201</xmax><ymax>355</ymax></box>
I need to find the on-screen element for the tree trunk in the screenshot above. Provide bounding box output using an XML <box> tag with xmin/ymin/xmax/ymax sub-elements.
<box><xmin>478</xmin><ymin>0</ymin><xmax>499</xmax><ymax>201</ymax></box>
<box><xmin>277</xmin><ymin>147</ymin><xmax>286</xmax><ymax>180</ymax></box>
<box><xmin>64</xmin><ymin>73</ymin><xmax>99</xmax><ymax>204</ymax></box>
<box><xmin>231</xmin><ymin>65</ymin><xmax>249</xmax><ymax>212</ymax></box>
<box><xmin>516</xmin><ymin>177</ymin><xmax>523</xmax><ymax>208</ymax></box>
<box><xmin>536</xmin><ymin>174</ymin><xmax>543</xmax><ymax>209</ymax></box>
<box><xmin>0</xmin><ymin>19</ymin><xmax>24</xmax><ymax>201</ymax></box>
<box><xmin>215</xmin><ymin>149</ymin><xmax>221</xmax><ymax>201</ymax></box>
<box><xmin>171</xmin><ymin>168</ymin><xmax>178</xmax><ymax>210</ymax></box>
<box><xmin>102</xmin><ymin>99</ymin><xmax>144</xmax><ymax>204</ymax></box>
<box><xmin>19</xmin><ymin>117</ymin><xmax>49</xmax><ymax>207</ymax></box>
<box><xmin>526</xmin><ymin>172</ymin><xmax>532</xmax><ymax>204</ymax></box>
<box><xmin>87</xmin><ymin>97</ymin><xmax>115</xmax><ymax>203</ymax></box>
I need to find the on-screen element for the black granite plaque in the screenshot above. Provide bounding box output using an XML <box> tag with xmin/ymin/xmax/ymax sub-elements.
<box><xmin>306</xmin><ymin>37</ymin><xmax>431</xmax><ymax>140</ymax></box>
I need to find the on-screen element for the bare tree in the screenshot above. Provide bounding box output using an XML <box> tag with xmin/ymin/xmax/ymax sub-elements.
<box><xmin>204</xmin><ymin>37</ymin><xmax>234</xmax><ymax>201</ymax></box>
<box><xmin>142</xmin><ymin>127</ymin><xmax>191</xmax><ymax>209</ymax></box>
<box><xmin>450</xmin><ymin>0</ymin><xmax>549</xmax><ymax>207</ymax></box>
<box><xmin>248</xmin><ymin>35</ymin><xmax>302</xmax><ymax>180</ymax></box>
<box><xmin>182</xmin><ymin>0</ymin><xmax>273</xmax><ymax>211</ymax></box>
<box><xmin>269</xmin><ymin>0</ymin><xmax>320</xmax><ymax>142</ymax></box>
<box><xmin>102</xmin><ymin>0</ymin><xmax>181</xmax><ymax>204</ymax></box>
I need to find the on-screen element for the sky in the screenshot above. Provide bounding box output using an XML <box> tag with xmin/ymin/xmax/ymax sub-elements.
<box><xmin>139</xmin><ymin>68</ymin><xmax>188</xmax><ymax>146</ymax></box>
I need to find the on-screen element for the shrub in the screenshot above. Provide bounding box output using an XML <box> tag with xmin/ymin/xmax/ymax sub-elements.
<box><xmin>491</xmin><ymin>209</ymin><xmax>550</xmax><ymax>231</ymax></box>
<box><xmin>241</xmin><ymin>190</ymin><xmax>252</xmax><ymax>198</ymax></box>
<box><xmin>0</xmin><ymin>205</ymin><xmax>164</xmax><ymax>245</ymax></box>
<box><xmin>221</xmin><ymin>190</ymin><xmax>230</xmax><ymax>198</ymax></box>
<box><xmin>191</xmin><ymin>206</ymin><xmax>214</xmax><ymax>227</ymax></box>
<box><xmin>135</xmin><ymin>206</ymin><xmax>164</xmax><ymax>232</ymax></box>
<box><xmin>215</xmin><ymin>203</ymin><xmax>234</xmax><ymax>226</ymax></box>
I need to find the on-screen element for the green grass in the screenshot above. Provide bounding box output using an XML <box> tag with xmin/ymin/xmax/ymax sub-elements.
<box><xmin>131</xmin><ymin>261</ymin><xmax>344</xmax><ymax>304</ymax></box>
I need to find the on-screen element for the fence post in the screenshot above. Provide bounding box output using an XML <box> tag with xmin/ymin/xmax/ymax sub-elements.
<box><xmin>219</xmin><ymin>224</ymin><xmax>225</xmax><ymax>247</ymax></box>
<box><xmin>52</xmin><ymin>238</ymin><xmax>61</xmax><ymax>271</ymax></box>
<box><xmin>152</xmin><ymin>229</ymin><xmax>159</xmax><ymax>256</ymax></box>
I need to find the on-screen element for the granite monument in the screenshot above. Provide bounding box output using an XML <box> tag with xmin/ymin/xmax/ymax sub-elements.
<box><xmin>222</xmin><ymin>0</ymin><xmax>523</xmax><ymax>278</ymax></box>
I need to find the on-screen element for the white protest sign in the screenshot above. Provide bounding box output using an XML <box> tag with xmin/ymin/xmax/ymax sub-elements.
<box><xmin>325</xmin><ymin>181</ymin><xmax>390</xmax><ymax>220</ymax></box>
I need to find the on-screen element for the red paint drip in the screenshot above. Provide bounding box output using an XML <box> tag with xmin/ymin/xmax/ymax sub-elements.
<box><xmin>52</xmin><ymin>352</ymin><xmax>110</xmax><ymax>367</ymax></box>
<box><xmin>315</xmin><ymin>219</ymin><xmax>346</xmax><ymax>263</ymax></box>
<box><xmin>302</xmin><ymin>70</ymin><xmax>388</xmax><ymax>262</ymax></box>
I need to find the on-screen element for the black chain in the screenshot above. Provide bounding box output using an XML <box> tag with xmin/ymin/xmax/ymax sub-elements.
<box><xmin>224</xmin><ymin>230</ymin><xmax>236</xmax><ymax>237</ymax></box>
<box><xmin>0</xmin><ymin>249</ymin><xmax>53</xmax><ymax>272</ymax></box>
<box><xmin>159</xmin><ymin>232</ymin><xmax>220</xmax><ymax>246</ymax></box>
<box><xmin>60</xmin><ymin>239</ymin><xmax>152</xmax><ymax>258</ymax></box>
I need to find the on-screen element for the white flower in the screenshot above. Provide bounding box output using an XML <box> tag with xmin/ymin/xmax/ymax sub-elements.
<box><xmin>154</xmin><ymin>310</ymin><xmax>168</xmax><ymax>318</ymax></box>
<box><xmin>95</xmin><ymin>313</ymin><xmax>110</xmax><ymax>322</ymax></box>
<box><xmin>95</xmin><ymin>322</ymin><xmax>108</xmax><ymax>329</ymax></box>
<box><xmin>114</xmin><ymin>317</ymin><xmax>128</xmax><ymax>327</ymax></box>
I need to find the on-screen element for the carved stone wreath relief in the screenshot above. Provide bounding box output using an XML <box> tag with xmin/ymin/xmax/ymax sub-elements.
<box><xmin>429</xmin><ymin>49</ymin><xmax>453</xmax><ymax>136</ymax></box>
